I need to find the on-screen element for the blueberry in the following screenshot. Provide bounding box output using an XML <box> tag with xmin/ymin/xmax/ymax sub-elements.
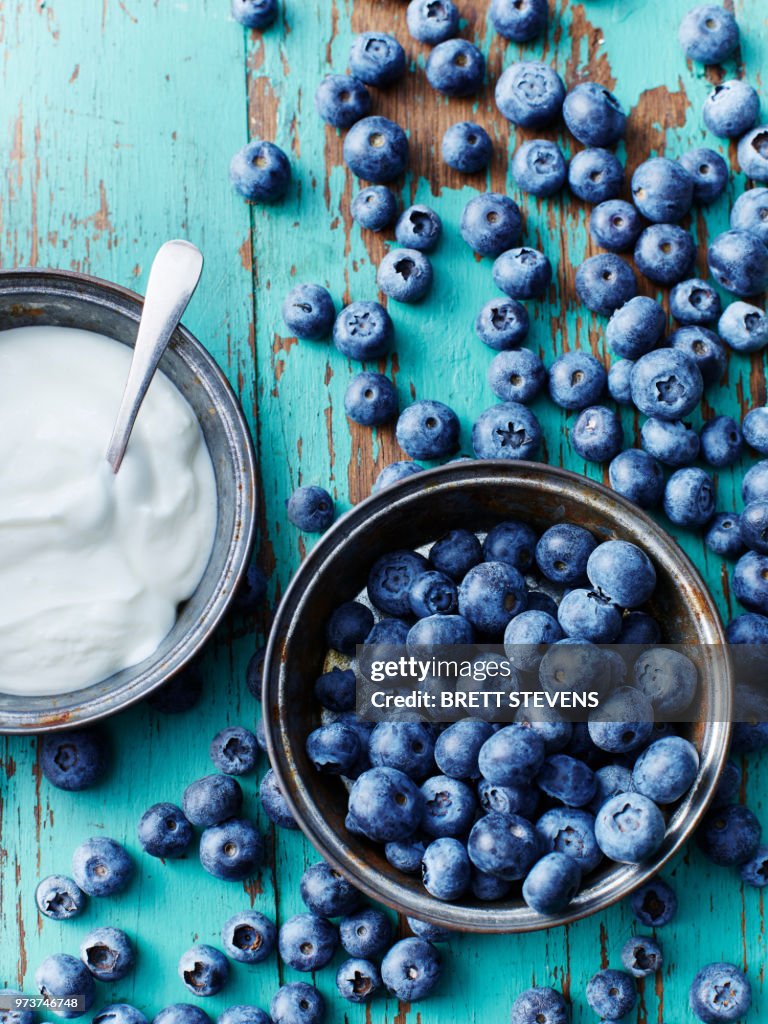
<box><xmin>701</xmin><ymin>415</ymin><xmax>743</xmax><ymax>468</ymax></box>
<box><xmin>634</xmin><ymin>647</ymin><xmax>698</xmax><ymax>716</ymax></box>
<box><xmin>709</xmin><ymin>228</ymin><xmax>768</xmax><ymax>297</ymax></box>
<box><xmin>698</xmin><ymin>803</ymin><xmax>762</xmax><ymax>865</ymax></box>
<box><xmin>314</xmin><ymin>74</ymin><xmax>371</xmax><ymax>130</ymax></box>
<box><xmin>557</xmin><ymin>587</ymin><xmax>621</xmax><ymax>642</ymax></box>
<box><xmin>588</xmin><ymin>685</ymin><xmax>654</xmax><ymax>753</ymax></box>
<box><xmin>347</xmin><ymin>767</ymin><xmax>424</xmax><ymax>842</ymax></box>
<box><xmin>617</xmin><ymin>610</ymin><xmax>662</xmax><ymax>645</ymax></box>
<box><xmin>510</xmin><ymin>987</ymin><xmax>569</xmax><ymax>1024</ymax></box>
<box><xmin>421</xmin><ymin>836</ymin><xmax>471</xmax><ymax>899</ymax></box>
<box><xmin>587</xmin><ymin>540</ymin><xmax>656</xmax><ymax>608</ymax></box>
<box><xmin>468</xmin><ymin>810</ymin><xmax>539</xmax><ymax>879</ymax></box>
<box><xmin>349</xmin><ymin>33</ymin><xmax>406</xmax><ymax>87</ymax></box>
<box><xmin>234</xmin><ymin>564</ymin><xmax>269</xmax><ymax>614</ymax></box>
<box><xmin>336</xmin><ymin>957</ymin><xmax>381</xmax><ymax>1003</ymax></box>
<box><xmin>406</xmin><ymin>0</ymin><xmax>459</xmax><ymax>44</ymax></box>
<box><xmin>153</xmin><ymin>1008</ymin><xmax>211</xmax><ymax>1024</ymax></box>
<box><xmin>535</xmin><ymin>807</ymin><xmax>602</xmax><ymax>873</ymax></box>
<box><xmin>706</xmin><ymin>513</ymin><xmax>745</xmax><ymax>558</ymax></box>
<box><xmin>734</xmin><ymin>549</ymin><xmax>768</xmax><ymax>612</ymax></box>
<box><xmin>712</xmin><ymin>759</ymin><xmax>742</xmax><ymax>807</ymax></box>
<box><xmin>671</xmin><ymin>326</ymin><xmax>726</xmax><ymax>387</ymax></box>
<box><xmin>743</xmin><ymin>408</ymin><xmax>768</xmax><ymax>455</ymax></box>
<box><xmin>679</xmin><ymin>3</ymin><xmax>739</xmax><ymax>62</ymax></box>
<box><xmin>246</xmin><ymin>647</ymin><xmax>266</xmax><ymax>700</ymax></box>
<box><xmin>229</xmin><ymin>140</ymin><xmax>290</xmax><ymax>202</ymax></box>
<box><xmin>621</xmin><ymin>935</ymin><xmax>663</xmax><ymax>978</ymax></box>
<box><xmin>333</xmin><ymin>301</ymin><xmax>393</xmax><ymax>361</ymax></box>
<box><xmin>596</xmin><ymin>792</ymin><xmax>666</xmax><ymax>863</ymax></box>
<box><xmin>300</xmin><ymin>861</ymin><xmax>361</xmax><ymax>917</ymax></box>
<box><xmin>396</xmin><ymin>400</ymin><xmax>460</xmax><ymax>459</ymax></box>
<box><xmin>458</xmin><ymin>562</ymin><xmax>528</xmax><ymax>634</ymax></box>
<box><xmin>222</xmin><ymin>910</ymin><xmax>276</xmax><ymax>963</ymax></box>
<box><xmin>281</xmin><ymin>284</ymin><xmax>335</xmax><ymax>340</ymax></box>
<box><xmin>478</xmin><ymin>723</ymin><xmax>545</xmax><ymax>786</ymax></box>
<box><xmin>378</xmin><ymin>248</ymin><xmax>433</xmax><ymax>303</ymax></box>
<box><xmin>483</xmin><ymin>520</ymin><xmax>538</xmax><ymax>571</ymax></box>
<box><xmin>478</xmin><ymin>778</ymin><xmax>539</xmax><ymax>819</ymax></box>
<box><xmin>487</xmin><ymin>349</ymin><xmax>546</xmax><ymax>403</ymax></box>
<box><xmin>563</xmin><ymin>82</ymin><xmax>626</xmax><ymax>147</ymax></box>
<box><xmin>231</xmin><ymin>0</ymin><xmax>277</xmax><ymax>29</ymax></box>
<box><xmin>368</xmin><ymin>549</ymin><xmax>429</xmax><ymax>615</ymax></box>
<box><xmin>537</xmin><ymin>754</ymin><xmax>597</xmax><ymax>807</ymax></box>
<box><xmin>512</xmin><ymin>139</ymin><xmax>567</xmax><ymax>198</ymax></box>
<box><xmin>217</xmin><ymin>1010</ymin><xmax>270</xmax><ymax>1024</ymax></box>
<box><xmin>93</xmin><ymin>1006</ymin><xmax>148</xmax><ymax>1024</ymax></box>
<box><xmin>343</xmin><ymin>116</ymin><xmax>409</xmax><ymax>184</ymax></box>
<box><xmin>307</xmin><ymin>722</ymin><xmax>361</xmax><ymax>776</ymax></box>
<box><xmin>183</xmin><ymin>774</ymin><xmax>242</xmax><ymax>827</ymax></box>
<box><xmin>664</xmin><ymin>467</ymin><xmax>716</xmax><ymax>526</ymax></box>
<box><xmin>671</xmin><ymin>278</ymin><xmax>722</xmax><ymax>325</ymax></box>
<box><xmin>0</xmin><ymin>992</ymin><xmax>36</xmax><ymax>1024</ymax></box>
<box><xmin>630</xmin><ymin>347</ymin><xmax>703</xmax><ymax>420</ymax></box>
<box><xmin>351</xmin><ymin>186</ymin><xmax>398</xmax><ymax>232</ymax></box>
<box><xmin>730</xmin><ymin>188</ymin><xmax>768</xmax><ymax>247</ymax></box>
<box><xmin>331</xmin><ymin>604</ymin><xmax>376</xmax><ymax>659</ymax></box>
<box><xmin>209</xmin><ymin>727</ymin><xmax>259</xmax><ymax>777</ymax></box>
<box><xmin>493</xmin><ymin>247</ymin><xmax>552</xmax><ymax>299</ymax></box>
<box><xmin>34</xmin><ymin>955</ymin><xmax>95</xmax><ymax>1019</ymax></box>
<box><xmin>689</xmin><ymin>963</ymin><xmax>751</xmax><ymax>1024</ymax></box>
<box><xmin>434</xmin><ymin>719</ymin><xmax>494</xmax><ymax>778</ymax></box>
<box><xmin>35</xmin><ymin>874</ymin><xmax>85</xmax><ymax>920</ymax></box>
<box><xmin>589</xmin><ymin>764</ymin><xmax>632</xmax><ymax>813</ymax></box>
<box><xmin>199</xmin><ymin>818</ymin><xmax>263</xmax><ymax>880</ymax></box>
<box><xmin>373</xmin><ymin>460</ymin><xmax>425</xmax><ymax>492</ymax></box>
<box><xmin>606</xmin><ymin>296</ymin><xmax>666</xmax><ymax>359</ymax></box>
<box><xmin>270</xmin><ymin>983</ymin><xmax>325</xmax><ymax>1024</ymax></box>
<box><xmin>740</xmin><ymin>844</ymin><xmax>768</xmax><ymax>887</ymax></box>
<box><xmin>381</xmin><ymin>938</ymin><xmax>442</xmax><ymax>1002</ymax></box>
<box><xmin>72</xmin><ymin>836</ymin><xmax>132</xmax><ymax>897</ymax></box>
<box><xmin>279</xmin><ymin>914</ymin><xmax>339</xmax><ymax>972</ymax></box>
<box><xmin>609</xmin><ymin>449</ymin><xmax>665</xmax><ymax>507</ymax></box>
<box><xmin>535</xmin><ymin>524</ymin><xmax>595</xmax><ymax>585</ymax></box>
<box><xmin>704</xmin><ymin>79</ymin><xmax>759</xmax><ymax>138</ymax></box>
<box><xmin>475</xmin><ymin>297</ymin><xmax>530</xmax><ymax>350</ymax></box>
<box><xmin>395</xmin><ymin>205</ymin><xmax>442</xmax><ymax>252</ymax></box>
<box><xmin>421</xmin><ymin>774</ymin><xmax>476</xmax><ymax>837</ymax></box>
<box><xmin>631</xmin><ymin>157</ymin><xmax>694</xmax><ymax>222</ymax></box>
<box><xmin>632</xmin><ymin>736</ymin><xmax>699</xmax><ymax>804</ymax></box>
<box><xmin>472</xmin><ymin>402</ymin><xmax>542</xmax><ymax>460</ymax></box>
<box><xmin>522</xmin><ymin>852</ymin><xmax>581</xmax><ymax>915</ymax></box>
<box><xmin>743</xmin><ymin>460</ymin><xmax>768</xmax><ymax>502</ymax></box>
<box><xmin>428</xmin><ymin>529</ymin><xmax>482</xmax><ymax>580</ymax></box>
<box><xmin>287</xmin><ymin>485</ymin><xmax>335</xmax><ymax>532</ymax></box>
<box><xmin>385</xmin><ymin>839</ymin><xmax>427</xmax><ymax>873</ymax></box>
<box><xmin>679</xmin><ymin>146</ymin><xmax>729</xmax><ymax>204</ymax></box>
<box><xmin>575</xmin><ymin>254</ymin><xmax>637</xmax><ymax>316</ymax></box>
<box><xmin>407</xmin><ymin>916</ymin><xmax>452</xmax><ymax>941</ymax></box>
<box><xmin>641</xmin><ymin>417</ymin><xmax>700</xmax><ymax>466</ymax></box>
<box><xmin>505</xmin><ymin>610</ymin><xmax>565</xmax><ymax>675</ymax></box>
<box><xmin>138</xmin><ymin>802</ymin><xmax>193</xmax><ymax>858</ymax></box>
<box><xmin>516</xmin><ymin>708</ymin><xmax>572</xmax><ymax>754</ymax></box>
<box><xmin>548</xmin><ymin>351</ymin><xmax>606</xmax><ymax>409</ymax></box>
<box><xmin>40</xmin><ymin>729</ymin><xmax>107</xmax><ymax>791</ymax></box>
<box><xmin>568</xmin><ymin>147</ymin><xmax>623</xmax><ymax>204</ymax></box>
<box><xmin>472</xmin><ymin>870</ymin><xmax>512</xmax><ymax>901</ymax></box>
<box><xmin>408</xmin><ymin>570</ymin><xmax>458</xmax><ymax>617</ymax></box>
<box><xmin>590</xmin><ymin>200</ymin><xmax>644</xmax><ymax>257</ymax></box>
<box><xmin>340</xmin><ymin>907</ymin><xmax>392</xmax><ymax>957</ymax></box>
<box><xmin>630</xmin><ymin>877</ymin><xmax>677</xmax><ymax>926</ymax></box>
<box><xmin>344</xmin><ymin>372</ymin><xmax>398</xmax><ymax>427</ymax></box>
<box><xmin>495</xmin><ymin>61</ymin><xmax>564</xmax><ymax>128</ymax></box>
<box><xmin>460</xmin><ymin>193</ymin><xmax>523</xmax><ymax>257</ymax></box>
<box><xmin>490</xmin><ymin>0</ymin><xmax>547</xmax><ymax>40</ymax></box>
<box><xmin>425</xmin><ymin>38</ymin><xmax>485</xmax><ymax>97</ymax></box>
<box><xmin>635</xmin><ymin>222</ymin><xmax>696</xmax><ymax>284</ymax></box>
<box><xmin>525</xmin><ymin>590</ymin><xmax>560</xmax><ymax>617</ymax></box>
<box><xmin>442</xmin><ymin>121</ymin><xmax>492</xmax><ymax>173</ymax></box>
<box><xmin>260</xmin><ymin>768</ymin><xmax>299</xmax><ymax>829</ymax></box>
<box><xmin>738</xmin><ymin>125</ymin><xmax>768</xmax><ymax>183</ymax></box>
<box><xmin>586</xmin><ymin>969</ymin><xmax>637</xmax><ymax>1021</ymax></box>
<box><xmin>255</xmin><ymin>718</ymin><xmax>267</xmax><ymax>752</ymax></box>
<box><xmin>80</xmin><ymin>927</ymin><xmax>134</xmax><ymax>982</ymax></box>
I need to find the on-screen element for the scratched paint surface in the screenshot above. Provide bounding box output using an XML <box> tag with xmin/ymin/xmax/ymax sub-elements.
<box><xmin>0</xmin><ymin>0</ymin><xmax>767</xmax><ymax>1020</ymax></box>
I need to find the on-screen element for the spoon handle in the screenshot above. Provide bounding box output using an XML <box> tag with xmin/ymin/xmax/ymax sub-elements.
<box><xmin>106</xmin><ymin>239</ymin><xmax>204</xmax><ymax>473</ymax></box>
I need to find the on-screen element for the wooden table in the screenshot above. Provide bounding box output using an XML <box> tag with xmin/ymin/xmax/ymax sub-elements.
<box><xmin>1</xmin><ymin>0</ymin><xmax>767</xmax><ymax>1020</ymax></box>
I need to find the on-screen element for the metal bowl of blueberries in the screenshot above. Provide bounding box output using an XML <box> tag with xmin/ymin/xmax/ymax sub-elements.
<box><xmin>264</xmin><ymin>460</ymin><xmax>731</xmax><ymax>933</ymax></box>
<box><xmin>0</xmin><ymin>268</ymin><xmax>257</xmax><ymax>734</ymax></box>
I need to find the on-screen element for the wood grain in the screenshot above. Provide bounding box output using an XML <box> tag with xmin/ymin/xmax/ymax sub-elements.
<box><xmin>1</xmin><ymin>0</ymin><xmax>767</xmax><ymax>1021</ymax></box>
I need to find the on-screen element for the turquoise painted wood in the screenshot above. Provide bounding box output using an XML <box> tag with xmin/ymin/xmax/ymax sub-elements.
<box><xmin>0</xmin><ymin>0</ymin><xmax>767</xmax><ymax>1021</ymax></box>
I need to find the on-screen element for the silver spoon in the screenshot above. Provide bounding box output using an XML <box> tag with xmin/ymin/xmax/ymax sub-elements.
<box><xmin>106</xmin><ymin>239</ymin><xmax>204</xmax><ymax>473</ymax></box>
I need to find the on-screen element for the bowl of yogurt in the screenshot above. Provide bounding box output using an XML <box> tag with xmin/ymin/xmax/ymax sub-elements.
<box><xmin>0</xmin><ymin>268</ymin><xmax>256</xmax><ymax>732</ymax></box>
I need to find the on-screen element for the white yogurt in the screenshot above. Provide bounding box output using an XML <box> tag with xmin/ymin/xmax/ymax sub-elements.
<box><xmin>0</xmin><ymin>326</ymin><xmax>218</xmax><ymax>696</ymax></box>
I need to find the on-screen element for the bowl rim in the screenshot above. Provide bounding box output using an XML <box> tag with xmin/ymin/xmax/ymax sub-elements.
<box><xmin>264</xmin><ymin>459</ymin><xmax>733</xmax><ymax>934</ymax></box>
<box><xmin>0</xmin><ymin>266</ymin><xmax>257</xmax><ymax>733</ymax></box>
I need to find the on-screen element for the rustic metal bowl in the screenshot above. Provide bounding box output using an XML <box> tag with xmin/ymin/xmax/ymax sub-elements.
<box><xmin>264</xmin><ymin>461</ymin><xmax>731</xmax><ymax>933</ymax></box>
<box><xmin>0</xmin><ymin>268</ymin><xmax>256</xmax><ymax>734</ymax></box>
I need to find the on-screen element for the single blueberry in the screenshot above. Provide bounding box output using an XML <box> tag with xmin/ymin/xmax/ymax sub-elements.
<box><xmin>260</xmin><ymin>768</ymin><xmax>299</xmax><ymax>830</ymax></box>
<box><xmin>689</xmin><ymin>962</ymin><xmax>751</xmax><ymax>1024</ymax></box>
<box><xmin>563</xmin><ymin>82</ymin><xmax>626</xmax><ymax>147</ymax></box>
<box><xmin>395</xmin><ymin>205</ymin><xmax>442</xmax><ymax>252</ymax></box>
<box><xmin>606</xmin><ymin>295</ymin><xmax>666</xmax><ymax>359</ymax></box>
<box><xmin>471</xmin><ymin>402</ymin><xmax>542</xmax><ymax>460</ymax></box>
<box><xmin>406</xmin><ymin>0</ymin><xmax>459</xmax><ymax>44</ymax></box>
<box><xmin>381</xmin><ymin>938</ymin><xmax>442</xmax><ymax>1002</ymax></box>
<box><xmin>631</xmin><ymin>157</ymin><xmax>694</xmax><ymax>222</ymax></box>
<box><xmin>199</xmin><ymin>818</ymin><xmax>263</xmax><ymax>880</ymax></box>
<box><xmin>315</xmin><ymin>74</ymin><xmax>371</xmax><ymax>129</ymax></box>
<box><xmin>487</xmin><ymin>348</ymin><xmax>546</xmax><ymax>403</ymax></box>
<box><xmin>441</xmin><ymin>121</ymin><xmax>492</xmax><ymax>173</ymax></box>
<box><xmin>635</xmin><ymin>222</ymin><xmax>697</xmax><ymax>284</ymax></box>
<box><xmin>378</xmin><ymin>248</ymin><xmax>433</xmax><ymax>303</ymax></box>
<box><xmin>333</xmin><ymin>301</ymin><xmax>393</xmax><ymax>361</ymax></box>
<box><xmin>495</xmin><ymin>61</ymin><xmax>565</xmax><ymax>128</ymax></box>
<box><xmin>594</xmin><ymin>793</ymin><xmax>665</xmax><ymax>863</ymax></box>
<box><xmin>641</xmin><ymin>417</ymin><xmax>700</xmax><ymax>467</ymax></box>
<box><xmin>493</xmin><ymin>247</ymin><xmax>552</xmax><ymax>299</ymax></box>
<box><xmin>511</xmin><ymin>139</ymin><xmax>568</xmax><ymax>198</ymax></box>
<box><xmin>548</xmin><ymin>351</ymin><xmax>607</xmax><ymax>409</ymax></box>
<box><xmin>590</xmin><ymin>199</ymin><xmax>644</xmax><ymax>252</ymax></box>
<box><xmin>460</xmin><ymin>193</ymin><xmax>523</xmax><ymax>257</ymax></box>
<box><xmin>679</xmin><ymin>146</ymin><xmax>729</xmax><ymax>204</ymax></box>
<box><xmin>609</xmin><ymin>449</ymin><xmax>665</xmax><ymax>508</ymax></box>
<box><xmin>475</xmin><ymin>297</ymin><xmax>530</xmax><ymax>351</ymax></box>
<box><xmin>281</xmin><ymin>284</ymin><xmax>335</xmax><ymax>340</ymax></box>
<box><xmin>522</xmin><ymin>852</ymin><xmax>581</xmax><ymax>915</ymax></box>
<box><xmin>586</xmin><ymin>969</ymin><xmax>637</xmax><ymax>1020</ymax></box>
<box><xmin>670</xmin><ymin>278</ymin><xmax>721</xmax><ymax>325</ymax></box>
<box><xmin>425</xmin><ymin>38</ymin><xmax>485</xmax><ymax>97</ymax></box>
<box><xmin>708</xmin><ymin>229</ymin><xmax>768</xmax><ymax>297</ymax></box>
<box><xmin>229</xmin><ymin>140</ymin><xmax>290</xmax><ymax>202</ymax></box>
<box><xmin>270</xmin><ymin>984</ymin><xmax>325</xmax><ymax>1024</ymax></box>
<box><xmin>34</xmin><ymin>955</ymin><xmax>95</xmax><ymax>1019</ymax></box>
<box><xmin>632</xmin><ymin>735</ymin><xmax>700</xmax><ymax>804</ymax></box>
<box><xmin>80</xmin><ymin>926</ymin><xmax>135</xmax><ymax>983</ymax></box>
<box><xmin>704</xmin><ymin>79</ymin><xmax>759</xmax><ymax>138</ymax></box>
<box><xmin>458</xmin><ymin>561</ymin><xmax>528</xmax><ymax>634</ymax></box>
<box><xmin>339</xmin><ymin>906</ymin><xmax>393</xmax><ymax>958</ymax></box>
<box><xmin>737</xmin><ymin>125</ymin><xmax>768</xmax><ymax>183</ymax></box>
<box><xmin>35</xmin><ymin>874</ymin><xmax>86</xmax><ymax>920</ymax></box>
<box><xmin>231</xmin><ymin>0</ymin><xmax>277</xmax><ymax>29</ymax></box>
<box><xmin>629</xmin><ymin>877</ymin><xmax>677</xmax><ymax>926</ymax></box>
<box><xmin>138</xmin><ymin>802</ymin><xmax>193</xmax><ymax>858</ymax></box>
<box><xmin>221</xmin><ymin>910</ymin><xmax>276</xmax><ymax>964</ymax></box>
<box><xmin>351</xmin><ymin>186</ymin><xmax>398</xmax><ymax>232</ymax></box>
<box><xmin>678</xmin><ymin>4</ymin><xmax>739</xmax><ymax>63</ymax></box>
<box><xmin>343</xmin><ymin>116</ymin><xmax>409</xmax><ymax>184</ymax></box>
<box><xmin>72</xmin><ymin>836</ymin><xmax>133</xmax><ymax>897</ymax></box>
<box><xmin>489</xmin><ymin>0</ymin><xmax>548</xmax><ymax>41</ymax></box>
<box><xmin>349</xmin><ymin>32</ymin><xmax>406</xmax><ymax>87</ymax></box>
<box><xmin>575</xmin><ymin>254</ymin><xmax>637</xmax><ymax>316</ymax></box>
<box><xmin>706</xmin><ymin>512</ymin><xmax>745</xmax><ymax>558</ymax></box>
